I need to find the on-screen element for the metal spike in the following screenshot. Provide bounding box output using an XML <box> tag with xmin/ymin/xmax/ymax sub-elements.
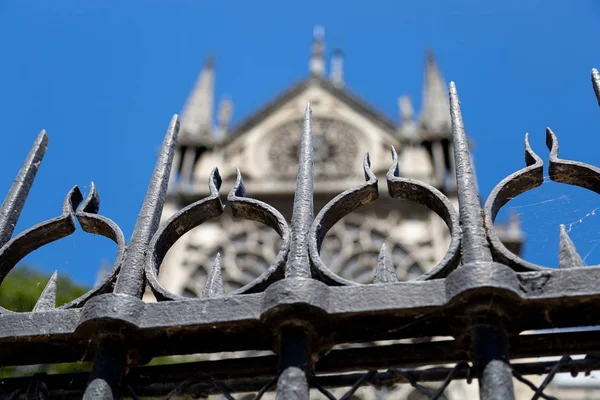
<box><xmin>79</xmin><ymin>182</ymin><xmax>100</xmax><ymax>214</ymax></box>
<box><xmin>362</xmin><ymin>151</ymin><xmax>376</xmax><ymax>182</ymax></box>
<box><xmin>389</xmin><ymin>146</ymin><xmax>400</xmax><ymax>177</ymax></box>
<box><xmin>592</xmin><ymin>68</ymin><xmax>600</xmax><ymax>107</ymax></box>
<box><xmin>62</xmin><ymin>186</ymin><xmax>84</xmax><ymax>216</ymax></box>
<box><xmin>208</xmin><ymin>167</ymin><xmax>223</xmax><ymax>198</ymax></box>
<box><xmin>373</xmin><ymin>244</ymin><xmax>398</xmax><ymax>284</ymax></box>
<box><xmin>524</xmin><ymin>133</ymin><xmax>543</xmax><ymax>167</ymax></box>
<box><xmin>0</xmin><ymin>131</ymin><xmax>48</xmax><ymax>247</ymax></box>
<box><xmin>449</xmin><ymin>82</ymin><xmax>492</xmax><ymax>263</ymax></box>
<box><xmin>545</xmin><ymin>127</ymin><xmax>560</xmax><ymax>161</ymax></box>
<box><xmin>286</xmin><ymin>104</ymin><xmax>314</xmax><ymax>279</ymax></box>
<box><xmin>33</xmin><ymin>270</ymin><xmax>57</xmax><ymax>312</ymax></box>
<box><xmin>114</xmin><ymin>115</ymin><xmax>180</xmax><ymax>297</ymax></box>
<box><xmin>232</xmin><ymin>168</ymin><xmax>246</xmax><ymax>198</ymax></box>
<box><xmin>203</xmin><ymin>253</ymin><xmax>225</xmax><ymax>297</ymax></box>
<box><xmin>559</xmin><ymin>225</ymin><xmax>584</xmax><ymax>269</ymax></box>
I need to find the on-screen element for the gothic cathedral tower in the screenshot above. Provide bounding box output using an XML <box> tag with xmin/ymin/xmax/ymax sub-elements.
<box><xmin>156</xmin><ymin>27</ymin><xmax>522</xmax><ymax>298</ymax></box>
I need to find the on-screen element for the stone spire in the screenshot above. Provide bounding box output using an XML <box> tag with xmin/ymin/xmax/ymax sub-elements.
<box><xmin>180</xmin><ymin>56</ymin><xmax>215</xmax><ymax>144</ymax></box>
<box><xmin>330</xmin><ymin>49</ymin><xmax>344</xmax><ymax>87</ymax></box>
<box><xmin>397</xmin><ymin>95</ymin><xmax>418</xmax><ymax>140</ymax></box>
<box><xmin>398</xmin><ymin>95</ymin><xmax>414</xmax><ymax>123</ymax></box>
<box><xmin>419</xmin><ymin>52</ymin><xmax>451</xmax><ymax>136</ymax></box>
<box><xmin>215</xmin><ymin>96</ymin><xmax>233</xmax><ymax>139</ymax></box>
<box><xmin>309</xmin><ymin>26</ymin><xmax>326</xmax><ymax>77</ymax></box>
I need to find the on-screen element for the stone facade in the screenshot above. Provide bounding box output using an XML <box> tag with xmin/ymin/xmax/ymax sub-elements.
<box><xmin>151</xmin><ymin>27</ymin><xmax>592</xmax><ymax>399</ymax></box>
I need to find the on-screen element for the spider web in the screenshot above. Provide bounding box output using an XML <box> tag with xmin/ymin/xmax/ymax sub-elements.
<box><xmin>495</xmin><ymin>176</ymin><xmax>600</xmax><ymax>268</ymax></box>
<box><xmin>495</xmin><ymin>177</ymin><xmax>600</xmax><ymax>395</ymax></box>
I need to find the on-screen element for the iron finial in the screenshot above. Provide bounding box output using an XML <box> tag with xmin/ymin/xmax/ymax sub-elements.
<box><xmin>203</xmin><ymin>253</ymin><xmax>225</xmax><ymax>297</ymax></box>
<box><xmin>114</xmin><ymin>115</ymin><xmax>180</xmax><ymax>297</ymax></box>
<box><xmin>0</xmin><ymin>130</ymin><xmax>48</xmax><ymax>247</ymax></box>
<box><xmin>449</xmin><ymin>82</ymin><xmax>492</xmax><ymax>263</ymax></box>
<box><xmin>373</xmin><ymin>243</ymin><xmax>398</xmax><ymax>284</ymax></box>
<box><xmin>592</xmin><ymin>68</ymin><xmax>600</xmax><ymax>106</ymax></box>
<box><xmin>558</xmin><ymin>225</ymin><xmax>584</xmax><ymax>269</ymax></box>
<box><xmin>33</xmin><ymin>270</ymin><xmax>57</xmax><ymax>312</ymax></box>
<box><xmin>286</xmin><ymin>103</ymin><xmax>314</xmax><ymax>279</ymax></box>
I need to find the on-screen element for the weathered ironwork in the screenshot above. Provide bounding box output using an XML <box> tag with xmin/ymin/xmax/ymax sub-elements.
<box><xmin>1</xmin><ymin>70</ymin><xmax>600</xmax><ymax>400</ymax></box>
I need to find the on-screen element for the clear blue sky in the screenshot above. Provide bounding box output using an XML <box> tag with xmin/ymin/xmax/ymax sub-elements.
<box><xmin>0</xmin><ymin>1</ymin><xmax>599</xmax><ymax>287</ymax></box>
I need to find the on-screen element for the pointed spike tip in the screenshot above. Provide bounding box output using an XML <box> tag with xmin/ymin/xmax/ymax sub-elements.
<box><xmin>373</xmin><ymin>243</ymin><xmax>399</xmax><ymax>284</ymax></box>
<box><xmin>0</xmin><ymin>129</ymin><xmax>50</xmax><ymax>246</ymax></box>
<box><xmin>33</xmin><ymin>271</ymin><xmax>58</xmax><ymax>312</ymax></box>
<box><xmin>208</xmin><ymin>167</ymin><xmax>222</xmax><ymax>197</ymax></box>
<box><xmin>37</xmin><ymin>129</ymin><xmax>49</xmax><ymax>143</ymax></box>
<box><xmin>63</xmin><ymin>185</ymin><xmax>84</xmax><ymax>216</ymax></box>
<box><xmin>545</xmin><ymin>127</ymin><xmax>559</xmax><ymax>159</ymax></box>
<box><xmin>448</xmin><ymin>78</ymin><xmax>493</xmax><ymax>263</ymax></box>
<box><xmin>390</xmin><ymin>146</ymin><xmax>398</xmax><ymax>161</ymax></box>
<box><xmin>113</xmin><ymin>112</ymin><xmax>182</xmax><ymax>297</ymax></box>
<box><xmin>449</xmin><ymin>81</ymin><xmax>457</xmax><ymax>93</ymax></box>
<box><xmin>230</xmin><ymin>168</ymin><xmax>245</xmax><ymax>198</ymax></box>
<box><xmin>203</xmin><ymin>253</ymin><xmax>225</xmax><ymax>298</ymax></box>
<box><xmin>448</xmin><ymin>82</ymin><xmax>460</xmax><ymax>115</ymax></box>
<box><xmin>362</xmin><ymin>151</ymin><xmax>375</xmax><ymax>182</ymax></box>
<box><xmin>559</xmin><ymin>224</ymin><xmax>584</xmax><ymax>269</ymax></box>
<box><xmin>592</xmin><ymin>68</ymin><xmax>600</xmax><ymax>107</ymax></box>
<box><xmin>170</xmin><ymin>113</ymin><xmax>179</xmax><ymax>127</ymax></box>
<box><xmin>285</xmin><ymin>100</ymin><xmax>314</xmax><ymax>279</ymax></box>
<box><xmin>388</xmin><ymin>146</ymin><xmax>400</xmax><ymax>178</ymax></box>
<box><xmin>363</xmin><ymin>151</ymin><xmax>371</xmax><ymax>168</ymax></box>
<box><xmin>79</xmin><ymin>182</ymin><xmax>100</xmax><ymax>214</ymax></box>
<box><xmin>523</xmin><ymin>133</ymin><xmax>542</xmax><ymax>167</ymax></box>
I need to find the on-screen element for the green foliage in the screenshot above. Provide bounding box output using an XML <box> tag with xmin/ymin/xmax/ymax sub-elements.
<box><xmin>0</xmin><ymin>265</ymin><xmax>88</xmax><ymax>312</ymax></box>
<box><xmin>0</xmin><ymin>265</ymin><xmax>92</xmax><ymax>377</ymax></box>
<box><xmin>0</xmin><ymin>266</ymin><xmax>205</xmax><ymax>395</ymax></box>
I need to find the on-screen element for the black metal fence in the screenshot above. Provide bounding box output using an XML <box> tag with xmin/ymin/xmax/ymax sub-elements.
<box><xmin>1</xmin><ymin>70</ymin><xmax>600</xmax><ymax>400</ymax></box>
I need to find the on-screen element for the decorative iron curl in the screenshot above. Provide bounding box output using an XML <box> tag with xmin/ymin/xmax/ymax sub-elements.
<box><xmin>485</xmin><ymin>70</ymin><xmax>600</xmax><ymax>271</ymax></box>
<box><xmin>145</xmin><ymin>168</ymin><xmax>225</xmax><ymax>301</ymax></box>
<box><xmin>145</xmin><ymin>168</ymin><xmax>290</xmax><ymax>300</ymax></box>
<box><xmin>309</xmin><ymin>147</ymin><xmax>460</xmax><ymax>285</ymax></box>
<box><xmin>546</xmin><ymin>128</ymin><xmax>600</xmax><ymax>195</ymax></box>
<box><xmin>483</xmin><ymin>133</ymin><xmax>545</xmax><ymax>271</ymax></box>
<box><xmin>61</xmin><ymin>183</ymin><xmax>126</xmax><ymax>308</ymax></box>
<box><xmin>386</xmin><ymin>147</ymin><xmax>461</xmax><ymax>280</ymax></box>
<box><xmin>227</xmin><ymin>168</ymin><xmax>290</xmax><ymax>294</ymax></box>
<box><xmin>0</xmin><ymin>183</ymin><xmax>126</xmax><ymax>313</ymax></box>
<box><xmin>309</xmin><ymin>151</ymin><xmax>378</xmax><ymax>286</ymax></box>
<box><xmin>485</xmin><ymin>129</ymin><xmax>600</xmax><ymax>271</ymax></box>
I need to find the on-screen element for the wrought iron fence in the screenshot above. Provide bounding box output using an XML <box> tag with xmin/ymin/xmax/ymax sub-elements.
<box><xmin>1</xmin><ymin>70</ymin><xmax>600</xmax><ymax>400</ymax></box>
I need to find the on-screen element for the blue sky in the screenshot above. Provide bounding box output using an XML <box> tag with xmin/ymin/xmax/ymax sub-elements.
<box><xmin>0</xmin><ymin>1</ymin><xmax>599</xmax><ymax>287</ymax></box>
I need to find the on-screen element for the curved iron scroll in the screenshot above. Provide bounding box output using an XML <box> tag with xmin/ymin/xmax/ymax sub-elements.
<box><xmin>145</xmin><ymin>168</ymin><xmax>225</xmax><ymax>301</ymax></box>
<box><xmin>0</xmin><ymin>183</ymin><xmax>126</xmax><ymax>313</ymax></box>
<box><xmin>309</xmin><ymin>152</ymin><xmax>378</xmax><ymax>286</ymax></box>
<box><xmin>145</xmin><ymin>168</ymin><xmax>290</xmax><ymax>300</ymax></box>
<box><xmin>386</xmin><ymin>147</ymin><xmax>461</xmax><ymax>280</ymax></box>
<box><xmin>484</xmin><ymin>129</ymin><xmax>600</xmax><ymax>271</ymax></box>
<box><xmin>227</xmin><ymin>168</ymin><xmax>290</xmax><ymax>295</ymax></box>
<box><xmin>309</xmin><ymin>148</ymin><xmax>460</xmax><ymax>285</ymax></box>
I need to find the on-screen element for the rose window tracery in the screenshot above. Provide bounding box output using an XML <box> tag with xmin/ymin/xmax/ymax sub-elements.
<box><xmin>180</xmin><ymin>212</ymin><xmax>422</xmax><ymax>296</ymax></box>
<box><xmin>267</xmin><ymin>118</ymin><xmax>359</xmax><ymax>179</ymax></box>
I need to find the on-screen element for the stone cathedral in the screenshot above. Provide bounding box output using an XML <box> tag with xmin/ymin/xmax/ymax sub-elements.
<box><xmin>158</xmin><ymin>28</ymin><xmax>522</xmax><ymax>296</ymax></box>
<box><xmin>153</xmin><ymin>28</ymin><xmax>593</xmax><ymax>399</ymax></box>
